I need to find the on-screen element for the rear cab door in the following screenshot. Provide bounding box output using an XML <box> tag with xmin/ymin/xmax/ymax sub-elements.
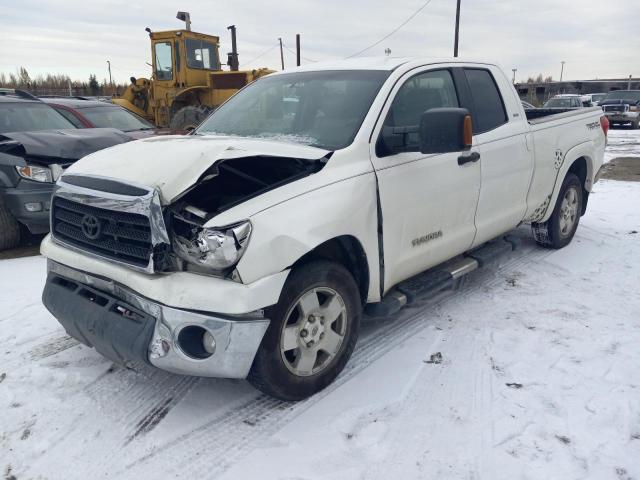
<box><xmin>369</xmin><ymin>63</ymin><xmax>481</xmax><ymax>293</ymax></box>
<box><xmin>461</xmin><ymin>66</ymin><xmax>533</xmax><ymax>247</ymax></box>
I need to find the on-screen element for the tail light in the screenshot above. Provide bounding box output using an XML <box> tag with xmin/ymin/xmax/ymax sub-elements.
<box><xmin>600</xmin><ymin>115</ymin><xmax>609</xmax><ymax>137</ymax></box>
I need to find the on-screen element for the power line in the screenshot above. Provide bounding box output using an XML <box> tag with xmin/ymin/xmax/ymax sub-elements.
<box><xmin>240</xmin><ymin>43</ymin><xmax>279</xmax><ymax>67</ymax></box>
<box><xmin>345</xmin><ymin>0</ymin><xmax>436</xmax><ymax>59</ymax></box>
<box><xmin>281</xmin><ymin>42</ymin><xmax>317</xmax><ymax>63</ymax></box>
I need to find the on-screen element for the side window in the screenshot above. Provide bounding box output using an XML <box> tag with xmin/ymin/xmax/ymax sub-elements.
<box><xmin>54</xmin><ymin>108</ymin><xmax>84</xmax><ymax>128</ymax></box>
<box><xmin>464</xmin><ymin>69</ymin><xmax>507</xmax><ymax>133</ymax></box>
<box><xmin>154</xmin><ymin>42</ymin><xmax>173</xmax><ymax>80</ymax></box>
<box><xmin>378</xmin><ymin>69</ymin><xmax>458</xmax><ymax>155</ymax></box>
<box><xmin>185</xmin><ymin>39</ymin><xmax>219</xmax><ymax>70</ymax></box>
<box><xmin>385</xmin><ymin>69</ymin><xmax>459</xmax><ymax>128</ymax></box>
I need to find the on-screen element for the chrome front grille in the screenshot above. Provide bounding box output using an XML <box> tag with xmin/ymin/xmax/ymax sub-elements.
<box><xmin>603</xmin><ymin>105</ymin><xmax>627</xmax><ymax>113</ymax></box>
<box><xmin>51</xmin><ymin>175</ymin><xmax>170</xmax><ymax>273</ymax></box>
<box><xmin>52</xmin><ymin>197</ymin><xmax>153</xmax><ymax>267</ymax></box>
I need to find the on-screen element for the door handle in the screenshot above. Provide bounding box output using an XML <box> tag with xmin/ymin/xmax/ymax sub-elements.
<box><xmin>458</xmin><ymin>151</ymin><xmax>480</xmax><ymax>166</ymax></box>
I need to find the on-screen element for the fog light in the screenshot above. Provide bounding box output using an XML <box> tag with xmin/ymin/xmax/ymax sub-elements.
<box><xmin>24</xmin><ymin>202</ymin><xmax>43</xmax><ymax>212</ymax></box>
<box><xmin>203</xmin><ymin>331</ymin><xmax>216</xmax><ymax>355</ymax></box>
<box><xmin>149</xmin><ymin>338</ymin><xmax>170</xmax><ymax>359</ymax></box>
<box><xmin>176</xmin><ymin>325</ymin><xmax>214</xmax><ymax>359</ymax></box>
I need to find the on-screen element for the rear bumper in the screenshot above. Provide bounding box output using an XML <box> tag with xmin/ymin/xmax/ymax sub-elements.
<box><xmin>43</xmin><ymin>260</ymin><xmax>270</xmax><ymax>378</ymax></box>
<box><xmin>1</xmin><ymin>183</ymin><xmax>54</xmax><ymax>233</ymax></box>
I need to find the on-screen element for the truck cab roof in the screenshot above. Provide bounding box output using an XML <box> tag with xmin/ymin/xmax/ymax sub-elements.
<box><xmin>273</xmin><ymin>57</ymin><xmax>498</xmax><ymax>74</ymax></box>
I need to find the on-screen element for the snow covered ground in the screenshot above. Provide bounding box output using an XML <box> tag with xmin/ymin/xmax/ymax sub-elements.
<box><xmin>604</xmin><ymin>127</ymin><xmax>640</xmax><ymax>164</ymax></box>
<box><xmin>1</xmin><ymin>132</ymin><xmax>639</xmax><ymax>480</ymax></box>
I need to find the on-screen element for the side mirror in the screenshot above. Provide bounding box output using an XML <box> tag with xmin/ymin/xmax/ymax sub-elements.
<box><xmin>419</xmin><ymin>108</ymin><xmax>473</xmax><ymax>154</ymax></box>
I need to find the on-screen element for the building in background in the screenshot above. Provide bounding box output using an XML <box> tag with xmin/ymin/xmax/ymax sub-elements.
<box><xmin>516</xmin><ymin>78</ymin><xmax>640</xmax><ymax>106</ymax></box>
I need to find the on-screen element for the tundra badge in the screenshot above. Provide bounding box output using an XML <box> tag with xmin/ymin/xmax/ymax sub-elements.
<box><xmin>412</xmin><ymin>230</ymin><xmax>443</xmax><ymax>247</ymax></box>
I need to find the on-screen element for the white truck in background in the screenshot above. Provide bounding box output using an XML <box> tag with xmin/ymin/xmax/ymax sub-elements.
<box><xmin>41</xmin><ymin>58</ymin><xmax>607</xmax><ymax>400</ymax></box>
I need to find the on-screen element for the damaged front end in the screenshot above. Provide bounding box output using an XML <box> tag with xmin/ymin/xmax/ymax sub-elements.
<box><xmin>167</xmin><ymin>154</ymin><xmax>327</xmax><ymax>278</ymax></box>
<box><xmin>51</xmin><ymin>149</ymin><xmax>329</xmax><ymax>279</ymax></box>
<box><xmin>1</xmin><ymin>129</ymin><xmax>132</xmax><ymax>234</ymax></box>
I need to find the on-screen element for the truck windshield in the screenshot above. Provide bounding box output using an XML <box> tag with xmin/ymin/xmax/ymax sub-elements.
<box><xmin>80</xmin><ymin>106</ymin><xmax>154</xmax><ymax>131</ymax></box>
<box><xmin>195</xmin><ymin>70</ymin><xmax>390</xmax><ymax>150</ymax></box>
<box><xmin>603</xmin><ymin>91</ymin><xmax>640</xmax><ymax>102</ymax></box>
<box><xmin>0</xmin><ymin>102</ymin><xmax>75</xmax><ymax>133</ymax></box>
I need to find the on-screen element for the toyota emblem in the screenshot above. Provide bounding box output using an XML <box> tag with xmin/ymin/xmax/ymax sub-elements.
<box><xmin>81</xmin><ymin>214</ymin><xmax>102</xmax><ymax>240</ymax></box>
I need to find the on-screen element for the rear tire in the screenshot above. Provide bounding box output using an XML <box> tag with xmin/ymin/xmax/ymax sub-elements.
<box><xmin>169</xmin><ymin>105</ymin><xmax>212</xmax><ymax>131</ymax></box>
<box><xmin>532</xmin><ymin>173</ymin><xmax>582</xmax><ymax>249</ymax></box>
<box><xmin>248</xmin><ymin>260</ymin><xmax>361</xmax><ymax>401</ymax></box>
<box><xmin>0</xmin><ymin>199</ymin><xmax>21</xmax><ymax>251</ymax></box>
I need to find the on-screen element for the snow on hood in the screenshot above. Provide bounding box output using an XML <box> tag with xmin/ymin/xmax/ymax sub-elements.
<box><xmin>63</xmin><ymin>135</ymin><xmax>331</xmax><ymax>203</ymax></box>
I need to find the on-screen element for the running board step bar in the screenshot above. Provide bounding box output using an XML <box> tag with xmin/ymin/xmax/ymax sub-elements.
<box><xmin>365</xmin><ymin>236</ymin><xmax>518</xmax><ymax>318</ymax></box>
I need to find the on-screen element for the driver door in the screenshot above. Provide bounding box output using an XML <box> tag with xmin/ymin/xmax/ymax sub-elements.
<box><xmin>370</xmin><ymin>67</ymin><xmax>481</xmax><ymax>293</ymax></box>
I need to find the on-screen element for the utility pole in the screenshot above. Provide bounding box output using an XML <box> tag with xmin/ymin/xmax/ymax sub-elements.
<box><xmin>107</xmin><ymin>60</ymin><xmax>112</xmax><ymax>86</ymax></box>
<box><xmin>296</xmin><ymin>34</ymin><xmax>301</xmax><ymax>67</ymax></box>
<box><xmin>278</xmin><ymin>38</ymin><xmax>285</xmax><ymax>70</ymax></box>
<box><xmin>560</xmin><ymin>61</ymin><xmax>565</xmax><ymax>82</ymax></box>
<box><xmin>512</xmin><ymin>68</ymin><xmax>517</xmax><ymax>84</ymax></box>
<box><xmin>453</xmin><ymin>0</ymin><xmax>461</xmax><ymax>57</ymax></box>
<box><xmin>628</xmin><ymin>74</ymin><xmax>632</xmax><ymax>90</ymax></box>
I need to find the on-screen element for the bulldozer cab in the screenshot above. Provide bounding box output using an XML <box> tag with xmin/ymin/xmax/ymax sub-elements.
<box><xmin>151</xmin><ymin>30</ymin><xmax>222</xmax><ymax>88</ymax></box>
<box><xmin>146</xmin><ymin>29</ymin><xmax>224</xmax><ymax>127</ymax></box>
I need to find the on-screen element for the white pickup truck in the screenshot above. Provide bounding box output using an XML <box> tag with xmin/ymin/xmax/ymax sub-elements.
<box><xmin>41</xmin><ymin>58</ymin><xmax>607</xmax><ymax>400</ymax></box>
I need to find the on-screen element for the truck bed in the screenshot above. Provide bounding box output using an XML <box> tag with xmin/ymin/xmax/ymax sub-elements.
<box><xmin>522</xmin><ymin>105</ymin><xmax>605</xmax><ymax>226</ymax></box>
<box><xmin>525</xmin><ymin>106</ymin><xmax>602</xmax><ymax>124</ymax></box>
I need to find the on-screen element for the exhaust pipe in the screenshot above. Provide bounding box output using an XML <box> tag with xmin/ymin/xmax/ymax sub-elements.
<box><xmin>176</xmin><ymin>11</ymin><xmax>191</xmax><ymax>31</ymax></box>
<box><xmin>227</xmin><ymin>25</ymin><xmax>239</xmax><ymax>71</ymax></box>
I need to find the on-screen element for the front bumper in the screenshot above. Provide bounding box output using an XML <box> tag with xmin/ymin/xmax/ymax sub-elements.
<box><xmin>604</xmin><ymin>111</ymin><xmax>639</xmax><ymax>123</ymax></box>
<box><xmin>1</xmin><ymin>183</ymin><xmax>54</xmax><ymax>233</ymax></box>
<box><xmin>43</xmin><ymin>260</ymin><xmax>270</xmax><ymax>378</ymax></box>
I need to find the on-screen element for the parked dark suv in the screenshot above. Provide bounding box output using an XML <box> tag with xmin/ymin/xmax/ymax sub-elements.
<box><xmin>0</xmin><ymin>90</ymin><xmax>131</xmax><ymax>250</ymax></box>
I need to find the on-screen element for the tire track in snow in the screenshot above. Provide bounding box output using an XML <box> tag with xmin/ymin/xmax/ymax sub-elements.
<box><xmin>29</xmin><ymin>335</ymin><xmax>79</xmax><ymax>360</ymax></box>
<box><xmin>23</xmin><ymin>365</ymin><xmax>202</xmax><ymax>479</ymax></box>
<box><xmin>83</xmin><ymin>363</ymin><xmax>200</xmax><ymax>436</ymax></box>
<box><xmin>120</xmin><ymin>235</ymin><xmax>558</xmax><ymax>479</ymax></box>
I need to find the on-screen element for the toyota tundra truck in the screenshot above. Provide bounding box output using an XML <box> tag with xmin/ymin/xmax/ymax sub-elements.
<box><xmin>40</xmin><ymin>58</ymin><xmax>608</xmax><ymax>400</ymax></box>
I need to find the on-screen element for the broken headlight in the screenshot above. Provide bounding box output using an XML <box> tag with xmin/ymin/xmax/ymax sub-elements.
<box><xmin>174</xmin><ymin>221</ymin><xmax>252</xmax><ymax>271</ymax></box>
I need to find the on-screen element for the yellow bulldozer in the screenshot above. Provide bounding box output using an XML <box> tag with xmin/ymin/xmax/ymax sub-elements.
<box><xmin>113</xmin><ymin>12</ymin><xmax>272</xmax><ymax>130</ymax></box>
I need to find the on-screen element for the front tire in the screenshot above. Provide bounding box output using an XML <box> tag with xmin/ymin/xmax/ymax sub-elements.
<box><xmin>532</xmin><ymin>173</ymin><xmax>583</xmax><ymax>249</ymax></box>
<box><xmin>248</xmin><ymin>260</ymin><xmax>361</xmax><ymax>401</ymax></box>
<box><xmin>0</xmin><ymin>199</ymin><xmax>21</xmax><ymax>251</ymax></box>
<box><xmin>169</xmin><ymin>105</ymin><xmax>212</xmax><ymax>131</ymax></box>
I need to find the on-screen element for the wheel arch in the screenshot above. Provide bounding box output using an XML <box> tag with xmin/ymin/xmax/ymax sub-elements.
<box><xmin>541</xmin><ymin>147</ymin><xmax>595</xmax><ymax>223</ymax></box>
<box><xmin>289</xmin><ymin>235</ymin><xmax>370</xmax><ymax>305</ymax></box>
<box><xmin>171</xmin><ymin>86</ymin><xmax>211</xmax><ymax>114</ymax></box>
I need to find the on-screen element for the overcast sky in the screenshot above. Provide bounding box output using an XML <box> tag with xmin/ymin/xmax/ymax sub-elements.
<box><xmin>1</xmin><ymin>0</ymin><xmax>638</xmax><ymax>84</ymax></box>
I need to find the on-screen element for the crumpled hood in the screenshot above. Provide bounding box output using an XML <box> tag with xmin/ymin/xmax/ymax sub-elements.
<box><xmin>0</xmin><ymin>128</ymin><xmax>132</xmax><ymax>161</ymax></box>
<box><xmin>64</xmin><ymin>135</ymin><xmax>331</xmax><ymax>203</ymax></box>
